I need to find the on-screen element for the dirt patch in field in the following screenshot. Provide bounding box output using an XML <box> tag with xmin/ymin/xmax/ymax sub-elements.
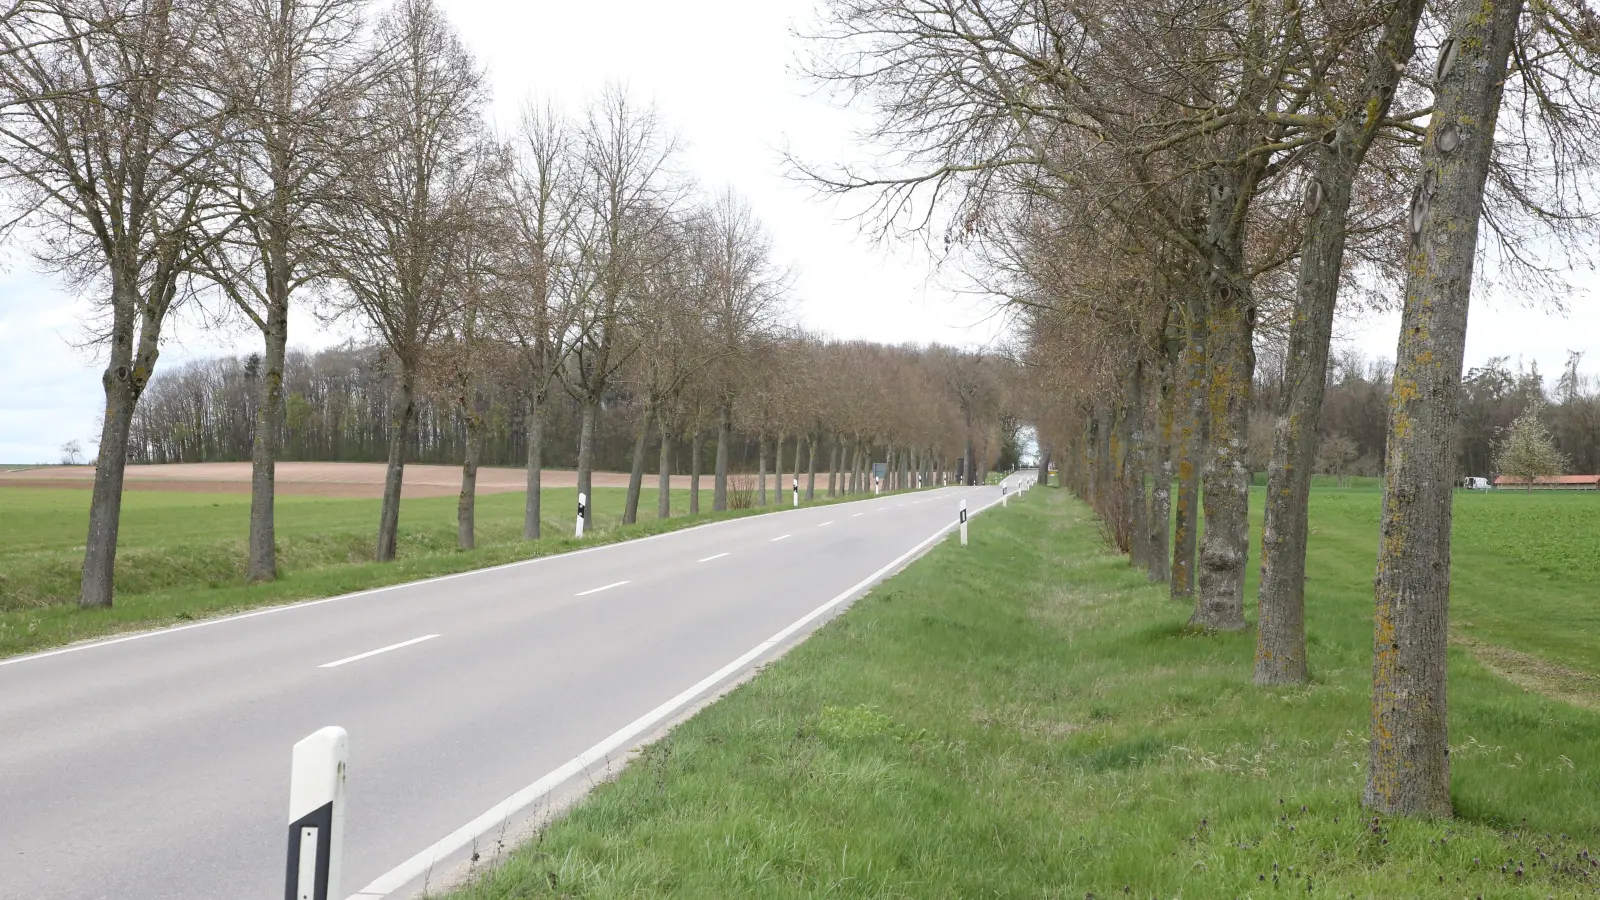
<box><xmin>0</xmin><ymin>462</ymin><xmax>702</xmax><ymax>499</ymax></box>
<box><xmin>1454</xmin><ymin>635</ymin><xmax>1600</xmax><ymax>712</ymax></box>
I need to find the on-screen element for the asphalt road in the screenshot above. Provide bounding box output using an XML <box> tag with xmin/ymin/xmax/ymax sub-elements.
<box><xmin>0</xmin><ymin>474</ymin><xmax>1030</xmax><ymax>900</ymax></box>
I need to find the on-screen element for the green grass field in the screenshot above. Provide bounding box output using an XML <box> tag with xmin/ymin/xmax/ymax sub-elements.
<box><xmin>0</xmin><ymin>484</ymin><xmax>858</xmax><ymax>659</ymax></box>
<box><xmin>437</xmin><ymin>483</ymin><xmax>1600</xmax><ymax>899</ymax></box>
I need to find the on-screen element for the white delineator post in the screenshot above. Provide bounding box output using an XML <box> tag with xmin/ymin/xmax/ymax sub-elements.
<box><xmin>1002</xmin><ymin>484</ymin><xmax>1009</xmax><ymax>507</ymax></box>
<box><xmin>793</xmin><ymin>476</ymin><xmax>799</xmax><ymax>508</ymax></box>
<box><xmin>575</xmin><ymin>492</ymin><xmax>587</xmax><ymax>538</ymax></box>
<box><xmin>959</xmin><ymin>499</ymin><xmax>968</xmax><ymax>546</ymax></box>
<box><xmin>285</xmin><ymin>726</ymin><xmax>348</xmax><ymax>900</ymax></box>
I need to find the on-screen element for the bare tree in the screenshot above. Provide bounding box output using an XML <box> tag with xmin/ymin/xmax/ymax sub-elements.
<box><xmin>0</xmin><ymin>0</ymin><xmax>232</xmax><ymax>608</ymax></box>
<box><xmin>700</xmin><ymin>189</ymin><xmax>788</xmax><ymax>511</ymax></box>
<box><xmin>196</xmin><ymin>0</ymin><xmax>373</xmax><ymax>581</ymax></box>
<box><xmin>500</xmin><ymin>101</ymin><xmax>579</xmax><ymax>540</ymax></box>
<box><xmin>1255</xmin><ymin>0</ymin><xmax>1428</xmax><ymax>686</ymax></box>
<box><xmin>320</xmin><ymin>0</ymin><xmax>489</xmax><ymax>561</ymax></box>
<box><xmin>562</xmin><ymin>87</ymin><xmax>680</xmax><ymax>533</ymax></box>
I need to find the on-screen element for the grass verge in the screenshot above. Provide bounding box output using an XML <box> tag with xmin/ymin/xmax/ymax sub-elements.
<box><xmin>437</xmin><ymin>486</ymin><xmax>1600</xmax><ymax>899</ymax></box>
<box><xmin>0</xmin><ymin>483</ymin><xmax>900</xmax><ymax>659</ymax></box>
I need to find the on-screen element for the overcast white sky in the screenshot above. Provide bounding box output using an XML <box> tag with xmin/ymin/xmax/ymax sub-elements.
<box><xmin>1</xmin><ymin>0</ymin><xmax>1595</xmax><ymax>463</ymax></box>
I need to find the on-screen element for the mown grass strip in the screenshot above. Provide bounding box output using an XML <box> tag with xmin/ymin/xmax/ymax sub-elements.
<box><xmin>438</xmin><ymin>486</ymin><xmax>1600</xmax><ymax>899</ymax></box>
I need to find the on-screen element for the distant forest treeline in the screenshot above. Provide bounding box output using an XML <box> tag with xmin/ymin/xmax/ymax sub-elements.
<box><xmin>1250</xmin><ymin>349</ymin><xmax>1600</xmax><ymax>479</ymax></box>
<box><xmin>130</xmin><ymin>345</ymin><xmax>731</xmax><ymax>473</ymax></box>
<box><xmin>126</xmin><ymin>341</ymin><xmax>1025</xmax><ymax>477</ymax></box>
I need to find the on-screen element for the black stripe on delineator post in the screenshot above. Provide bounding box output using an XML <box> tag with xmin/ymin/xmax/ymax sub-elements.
<box><xmin>285</xmin><ymin>801</ymin><xmax>334</xmax><ymax>900</ymax></box>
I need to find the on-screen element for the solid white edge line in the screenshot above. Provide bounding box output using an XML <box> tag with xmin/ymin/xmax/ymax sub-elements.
<box><xmin>347</xmin><ymin>487</ymin><xmax>1013</xmax><ymax>900</ymax></box>
<box><xmin>575</xmin><ymin>580</ymin><xmax>629</xmax><ymax>597</ymax></box>
<box><xmin>696</xmin><ymin>553</ymin><xmax>730</xmax><ymax>563</ymax></box>
<box><xmin>0</xmin><ymin>481</ymin><xmax>996</xmax><ymax>670</ymax></box>
<box><xmin>318</xmin><ymin>634</ymin><xmax>440</xmax><ymax>669</ymax></box>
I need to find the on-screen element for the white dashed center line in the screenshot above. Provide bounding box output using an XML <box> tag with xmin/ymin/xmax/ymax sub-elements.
<box><xmin>576</xmin><ymin>581</ymin><xmax>630</xmax><ymax>597</ymax></box>
<box><xmin>698</xmin><ymin>553</ymin><xmax>730</xmax><ymax>563</ymax></box>
<box><xmin>319</xmin><ymin>634</ymin><xmax>439</xmax><ymax>669</ymax></box>
<box><xmin>771</xmin><ymin>534</ymin><xmax>791</xmax><ymax>542</ymax></box>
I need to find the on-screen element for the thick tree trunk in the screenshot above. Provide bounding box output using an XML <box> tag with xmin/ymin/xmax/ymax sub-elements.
<box><xmin>657</xmin><ymin>417</ymin><xmax>672</xmax><ymax>519</ymax></box>
<box><xmin>1257</xmin><ymin>0</ymin><xmax>1424</xmax><ymax>686</ymax></box>
<box><xmin>376</xmin><ymin>371</ymin><xmax>417</xmax><ymax>563</ymax></box>
<box><xmin>1367</xmin><ymin>0</ymin><xmax>1520</xmax><ymax>818</ymax></box>
<box><xmin>247</xmin><ymin>302</ymin><xmax>288</xmax><ymax>582</ymax></box>
<box><xmin>713</xmin><ymin>405</ymin><xmax>731</xmax><ymax>511</ymax></box>
<box><xmin>576</xmin><ymin>399</ymin><xmax>597</xmax><ymax>533</ymax></box>
<box><xmin>1191</xmin><ymin>270</ymin><xmax>1253</xmax><ymax>632</ymax></box>
<box><xmin>523</xmin><ymin>394</ymin><xmax>543</xmax><ymax>540</ymax></box>
<box><xmin>80</xmin><ymin>282</ymin><xmax>161</xmax><ymax>609</ymax></box>
<box><xmin>690</xmin><ymin>430</ymin><xmax>702</xmax><ymax>514</ymax></box>
<box><xmin>623</xmin><ymin>408</ymin><xmax>653</xmax><ymax>525</ymax></box>
<box><xmin>80</xmin><ymin>374</ymin><xmax>139</xmax><ymax>608</ymax></box>
<box><xmin>457</xmin><ymin>394</ymin><xmax>484</xmax><ymax>551</ymax></box>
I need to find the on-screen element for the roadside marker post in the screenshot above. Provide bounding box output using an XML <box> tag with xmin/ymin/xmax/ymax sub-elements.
<box><xmin>959</xmin><ymin>500</ymin><xmax>968</xmax><ymax>546</ymax></box>
<box><xmin>793</xmin><ymin>476</ymin><xmax>799</xmax><ymax>508</ymax></box>
<box><xmin>1002</xmin><ymin>484</ymin><xmax>1008</xmax><ymax>507</ymax></box>
<box><xmin>285</xmin><ymin>727</ymin><xmax>348</xmax><ymax>900</ymax></box>
<box><xmin>575</xmin><ymin>493</ymin><xmax>586</xmax><ymax>539</ymax></box>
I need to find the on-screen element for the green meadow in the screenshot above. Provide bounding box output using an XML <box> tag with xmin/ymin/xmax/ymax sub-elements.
<box><xmin>0</xmin><ymin>483</ymin><xmax>839</xmax><ymax>658</ymax></box>
<box><xmin>438</xmin><ymin>482</ymin><xmax>1600</xmax><ymax>899</ymax></box>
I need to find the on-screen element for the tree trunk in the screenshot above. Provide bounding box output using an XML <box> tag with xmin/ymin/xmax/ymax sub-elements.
<box><xmin>963</xmin><ymin>418</ymin><xmax>976</xmax><ymax>486</ymax></box>
<box><xmin>376</xmin><ymin>370</ymin><xmax>417</xmax><ymax>563</ymax></box>
<box><xmin>806</xmin><ymin>434</ymin><xmax>817</xmax><ymax>500</ymax></box>
<box><xmin>80</xmin><ymin>281</ymin><xmax>162</xmax><ymax>608</ymax></box>
<box><xmin>1191</xmin><ymin>270</ymin><xmax>1253</xmax><ymax>632</ymax></box>
<box><xmin>457</xmin><ymin>392</ymin><xmax>484</xmax><ymax>551</ymax></box>
<box><xmin>1172</xmin><ymin>295</ymin><xmax>1206</xmax><ymax>599</ymax></box>
<box><xmin>247</xmin><ymin>301</ymin><xmax>288</xmax><ymax>582</ymax></box>
<box><xmin>80</xmin><ymin>376</ymin><xmax>138</xmax><ymax>608</ymax></box>
<box><xmin>657</xmin><ymin>418</ymin><xmax>672</xmax><ymax>519</ymax></box>
<box><xmin>713</xmin><ymin>405</ymin><xmax>731</xmax><ymax>512</ymax></box>
<box><xmin>523</xmin><ymin>394</ymin><xmax>543</xmax><ymax>540</ymax></box>
<box><xmin>623</xmin><ymin>408</ymin><xmax>653</xmax><ymax>525</ymax></box>
<box><xmin>776</xmin><ymin>432</ymin><xmax>787</xmax><ymax>504</ymax></box>
<box><xmin>828</xmin><ymin>438</ymin><xmax>839</xmax><ymax>497</ymax></box>
<box><xmin>1257</xmin><ymin>0</ymin><xmax>1424</xmax><ymax>686</ymax></box>
<box><xmin>758</xmin><ymin>433</ymin><xmax>768</xmax><ymax>506</ymax></box>
<box><xmin>1120</xmin><ymin>361</ymin><xmax>1146</xmax><ymax>566</ymax></box>
<box><xmin>690</xmin><ymin>429</ymin><xmax>702</xmax><ymax>514</ymax></box>
<box><xmin>1147</xmin><ymin>356</ymin><xmax>1174</xmax><ymax>584</ymax></box>
<box><xmin>1367</xmin><ymin>0</ymin><xmax>1521</xmax><ymax>818</ymax></box>
<box><xmin>576</xmin><ymin>398</ymin><xmax>597</xmax><ymax>533</ymax></box>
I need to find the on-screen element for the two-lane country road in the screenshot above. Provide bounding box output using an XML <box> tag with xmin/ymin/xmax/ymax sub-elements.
<box><xmin>0</xmin><ymin>473</ymin><xmax>1032</xmax><ymax>900</ymax></box>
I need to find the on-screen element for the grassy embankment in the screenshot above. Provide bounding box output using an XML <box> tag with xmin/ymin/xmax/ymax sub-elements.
<box><xmin>440</xmin><ymin>482</ymin><xmax>1600</xmax><ymax>899</ymax></box>
<box><xmin>0</xmin><ymin>483</ymin><xmax>887</xmax><ymax>659</ymax></box>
